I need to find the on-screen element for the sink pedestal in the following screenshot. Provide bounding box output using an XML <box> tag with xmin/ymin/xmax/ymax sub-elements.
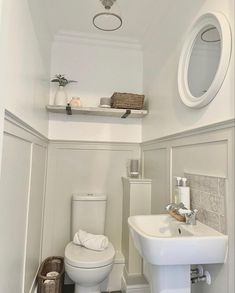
<box><xmin>149</xmin><ymin>264</ymin><xmax>191</xmax><ymax>293</ymax></box>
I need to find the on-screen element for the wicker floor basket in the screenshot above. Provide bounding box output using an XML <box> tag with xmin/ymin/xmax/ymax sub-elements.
<box><xmin>111</xmin><ymin>92</ymin><xmax>145</xmax><ymax>110</ymax></box>
<box><xmin>37</xmin><ymin>257</ymin><xmax>64</xmax><ymax>293</ymax></box>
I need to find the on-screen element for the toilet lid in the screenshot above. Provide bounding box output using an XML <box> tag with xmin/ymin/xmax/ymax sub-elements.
<box><xmin>65</xmin><ymin>242</ymin><xmax>115</xmax><ymax>268</ymax></box>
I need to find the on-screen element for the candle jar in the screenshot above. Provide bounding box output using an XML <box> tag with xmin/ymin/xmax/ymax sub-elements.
<box><xmin>70</xmin><ymin>97</ymin><xmax>82</xmax><ymax>107</ymax></box>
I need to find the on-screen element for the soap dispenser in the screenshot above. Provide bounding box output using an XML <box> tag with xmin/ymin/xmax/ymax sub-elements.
<box><xmin>178</xmin><ymin>177</ymin><xmax>190</xmax><ymax>209</ymax></box>
<box><xmin>174</xmin><ymin>177</ymin><xmax>182</xmax><ymax>204</ymax></box>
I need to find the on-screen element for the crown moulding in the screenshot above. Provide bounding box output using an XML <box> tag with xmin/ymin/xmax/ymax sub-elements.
<box><xmin>53</xmin><ymin>31</ymin><xmax>142</xmax><ymax>51</ymax></box>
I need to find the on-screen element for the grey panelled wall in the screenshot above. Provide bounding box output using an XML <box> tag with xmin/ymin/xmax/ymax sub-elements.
<box><xmin>24</xmin><ymin>144</ymin><xmax>47</xmax><ymax>292</ymax></box>
<box><xmin>142</xmin><ymin>147</ymin><xmax>169</xmax><ymax>214</ymax></box>
<box><xmin>141</xmin><ymin>120</ymin><xmax>234</xmax><ymax>293</ymax></box>
<box><xmin>0</xmin><ymin>113</ymin><xmax>47</xmax><ymax>293</ymax></box>
<box><xmin>42</xmin><ymin>141</ymin><xmax>140</xmax><ymax>259</ymax></box>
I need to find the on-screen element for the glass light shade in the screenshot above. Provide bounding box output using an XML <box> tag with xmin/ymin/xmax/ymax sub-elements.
<box><xmin>93</xmin><ymin>12</ymin><xmax>122</xmax><ymax>31</ymax></box>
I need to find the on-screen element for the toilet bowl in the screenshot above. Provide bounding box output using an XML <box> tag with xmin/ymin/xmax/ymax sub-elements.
<box><xmin>65</xmin><ymin>242</ymin><xmax>115</xmax><ymax>293</ymax></box>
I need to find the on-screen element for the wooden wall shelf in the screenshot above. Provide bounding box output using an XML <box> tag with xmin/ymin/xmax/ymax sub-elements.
<box><xmin>46</xmin><ymin>105</ymin><xmax>148</xmax><ymax>119</ymax></box>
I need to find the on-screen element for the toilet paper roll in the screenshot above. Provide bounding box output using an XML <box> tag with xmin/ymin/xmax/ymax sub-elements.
<box><xmin>46</xmin><ymin>271</ymin><xmax>59</xmax><ymax>278</ymax></box>
<box><xmin>44</xmin><ymin>280</ymin><xmax>56</xmax><ymax>285</ymax></box>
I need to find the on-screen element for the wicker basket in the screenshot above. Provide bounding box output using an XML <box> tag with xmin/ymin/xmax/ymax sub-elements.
<box><xmin>111</xmin><ymin>92</ymin><xmax>145</xmax><ymax>110</ymax></box>
<box><xmin>37</xmin><ymin>257</ymin><xmax>64</xmax><ymax>293</ymax></box>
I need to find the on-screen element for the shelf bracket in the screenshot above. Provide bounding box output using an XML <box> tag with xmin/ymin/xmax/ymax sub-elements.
<box><xmin>66</xmin><ymin>104</ymin><xmax>72</xmax><ymax>115</ymax></box>
<box><xmin>121</xmin><ymin>109</ymin><xmax>131</xmax><ymax>118</ymax></box>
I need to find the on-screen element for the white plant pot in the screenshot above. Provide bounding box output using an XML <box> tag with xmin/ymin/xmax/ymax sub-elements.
<box><xmin>54</xmin><ymin>86</ymin><xmax>67</xmax><ymax>106</ymax></box>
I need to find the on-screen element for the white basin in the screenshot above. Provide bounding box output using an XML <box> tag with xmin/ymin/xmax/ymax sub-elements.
<box><xmin>128</xmin><ymin>214</ymin><xmax>228</xmax><ymax>266</ymax></box>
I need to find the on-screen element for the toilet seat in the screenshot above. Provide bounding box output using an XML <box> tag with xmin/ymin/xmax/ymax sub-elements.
<box><xmin>65</xmin><ymin>242</ymin><xmax>115</xmax><ymax>269</ymax></box>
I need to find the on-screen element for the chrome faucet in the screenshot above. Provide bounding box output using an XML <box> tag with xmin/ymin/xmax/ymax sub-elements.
<box><xmin>166</xmin><ymin>202</ymin><xmax>198</xmax><ymax>225</ymax></box>
<box><xmin>165</xmin><ymin>202</ymin><xmax>185</xmax><ymax>212</ymax></box>
<box><xmin>178</xmin><ymin>208</ymin><xmax>198</xmax><ymax>225</ymax></box>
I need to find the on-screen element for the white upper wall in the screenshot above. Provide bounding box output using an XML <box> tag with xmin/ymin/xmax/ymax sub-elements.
<box><xmin>142</xmin><ymin>0</ymin><xmax>234</xmax><ymax>141</ymax></box>
<box><xmin>28</xmin><ymin>0</ymin><xmax>53</xmax><ymax>69</ymax></box>
<box><xmin>1</xmin><ymin>0</ymin><xmax>233</xmax><ymax>143</ymax></box>
<box><xmin>42</xmin><ymin>0</ymin><xmax>161</xmax><ymax>42</ymax></box>
<box><xmin>48</xmin><ymin>33</ymin><xmax>143</xmax><ymax>142</ymax></box>
<box><xmin>0</xmin><ymin>0</ymin><xmax>51</xmax><ymax>137</ymax></box>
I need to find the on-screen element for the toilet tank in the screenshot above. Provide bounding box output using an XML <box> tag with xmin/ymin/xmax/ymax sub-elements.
<box><xmin>71</xmin><ymin>193</ymin><xmax>107</xmax><ymax>238</ymax></box>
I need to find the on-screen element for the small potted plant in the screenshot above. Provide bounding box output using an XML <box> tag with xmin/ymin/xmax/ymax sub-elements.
<box><xmin>51</xmin><ymin>74</ymin><xmax>77</xmax><ymax>106</ymax></box>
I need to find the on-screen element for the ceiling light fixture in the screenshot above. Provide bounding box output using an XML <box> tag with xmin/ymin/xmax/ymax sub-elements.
<box><xmin>93</xmin><ymin>0</ymin><xmax>122</xmax><ymax>32</ymax></box>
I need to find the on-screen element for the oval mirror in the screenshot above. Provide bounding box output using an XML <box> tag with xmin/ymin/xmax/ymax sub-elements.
<box><xmin>178</xmin><ymin>12</ymin><xmax>232</xmax><ymax>108</ymax></box>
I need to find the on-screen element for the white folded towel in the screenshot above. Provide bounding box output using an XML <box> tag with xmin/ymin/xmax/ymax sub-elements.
<box><xmin>73</xmin><ymin>229</ymin><xmax>109</xmax><ymax>251</ymax></box>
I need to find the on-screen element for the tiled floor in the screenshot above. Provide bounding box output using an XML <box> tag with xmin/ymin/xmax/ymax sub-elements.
<box><xmin>63</xmin><ymin>284</ymin><xmax>121</xmax><ymax>293</ymax></box>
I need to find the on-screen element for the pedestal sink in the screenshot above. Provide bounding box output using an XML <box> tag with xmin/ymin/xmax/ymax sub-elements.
<box><xmin>128</xmin><ymin>214</ymin><xmax>228</xmax><ymax>293</ymax></box>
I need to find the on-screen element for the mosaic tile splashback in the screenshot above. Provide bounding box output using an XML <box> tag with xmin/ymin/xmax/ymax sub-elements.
<box><xmin>184</xmin><ymin>173</ymin><xmax>226</xmax><ymax>234</ymax></box>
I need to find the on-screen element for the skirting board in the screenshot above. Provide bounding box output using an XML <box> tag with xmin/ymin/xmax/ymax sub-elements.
<box><xmin>121</xmin><ymin>273</ymin><xmax>150</xmax><ymax>293</ymax></box>
<box><xmin>101</xmin><ymin>260</ymin><xmax>125</xmax><ymax>292</ymax></box>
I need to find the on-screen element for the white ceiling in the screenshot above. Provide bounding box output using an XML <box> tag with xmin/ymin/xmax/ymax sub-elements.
<box><xmin>42</xmin><ymin>0</ymin><xmax>170</xmax><ymax>42</ymax></box>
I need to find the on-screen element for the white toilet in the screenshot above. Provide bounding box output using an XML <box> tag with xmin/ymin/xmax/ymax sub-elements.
<box><xmin>65</xmin><ymin>193</ymin><xmax>115</xmax><ymax>293</ymax></box>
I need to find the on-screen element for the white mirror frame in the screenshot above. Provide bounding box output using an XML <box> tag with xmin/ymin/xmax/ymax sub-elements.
<box><xmin>178</xmin><ymin>12</ymin><xmax>232</xmax><ymax>108</ymax></box>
